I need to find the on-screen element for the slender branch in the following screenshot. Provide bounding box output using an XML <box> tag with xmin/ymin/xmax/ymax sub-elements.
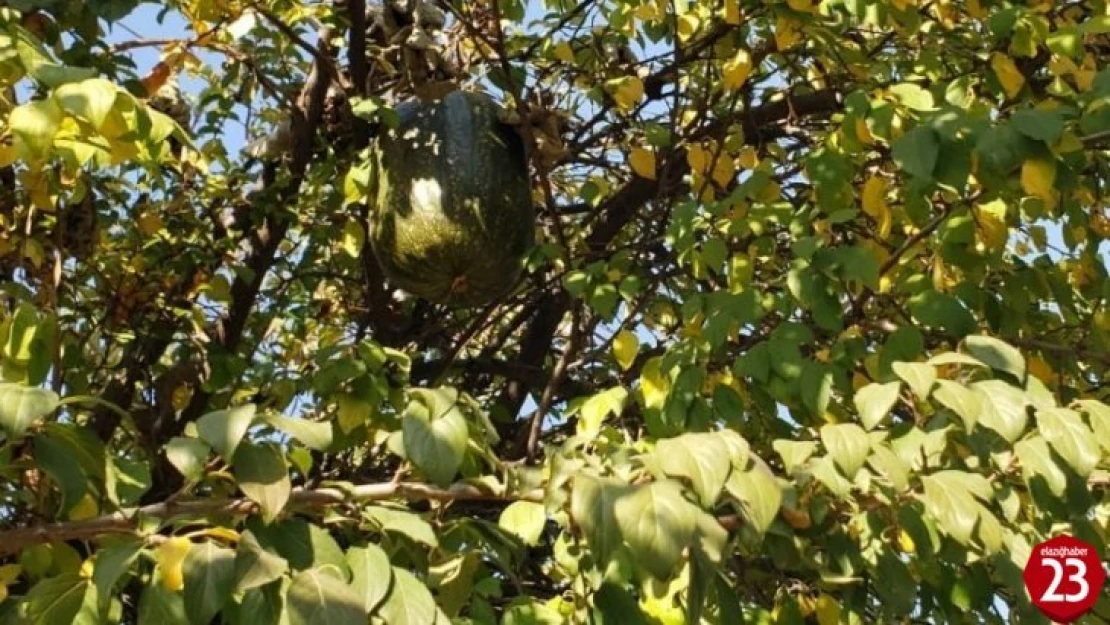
<box><xmin>525</xmin><ymin>305</ymin><xmax>584</xmax><ymax>460</ymax></box>
<box><xmin>348</xmin><ymin>0</ymin><xmax>369</xmax><ymax>96</ymax></box>
<box><xmin>0</xmin><ymin>481</ymin><xmax>543</xmax><ymax>557</ymax></box>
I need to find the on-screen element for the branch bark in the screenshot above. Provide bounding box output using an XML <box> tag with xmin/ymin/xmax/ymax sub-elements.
<box><xmin>0</xmin><ymin>481</ymin><xmax>542</xmax><ymax>557</ymax></box>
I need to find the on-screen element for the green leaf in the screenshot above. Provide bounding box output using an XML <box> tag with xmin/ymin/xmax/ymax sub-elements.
<box><xmin>363</xmin><ymin>506</ymin><xmax>438</xmax><ymax>547</ymax></box>
<box><xmin>165</xmin><ymin>437</ymin><xmax>210</xmax><ymax>483</ymax></box>
<box><xmin>892</xmin><ymin>126</ymin><xmax>939</xmax><ymax>179</ymax></box>
<box><xmin>402</xmin><ymin>393</ymin><xmax>468</xmax><ymax>486</ymax></box>
<box><xmin>247</xmin><ymin>518</ymin><xmax>348</xmax><ymax>575</ymax></box>
<box><xmin>498</xmin><ymin>501</ymin><xmax>547</xmax><ymax>546</ymax></box>
<box><xmin>1076</xmin><ymin>400</ymin><xmax>1110</xmax><ymax>454</ymax></box>
<box><xmin>867</xmin><ymin>444</ymin><xmax>910</xmax><ymax>492</ymax></box>
<box><xmin>724</xmin><ymin>468</ymin><xmax>782</xmax><ymax>534</ymax></box>
<box><xmin>807</xmin><ymin>456</ymin><xmax>852</xmax><ymax>498</ymax></box>
<box><xmin>234</xmin><ymin>530</ymin><xmax>288</xmax><ymax>592</ymax></box>
<box><xmin>33</xmin><ymin>433</ymin><xmax>89</xmax><ymax>514</ymax></box>
<box><xmin>570</xmin><ymin>476</ymin><xmax>628</xmax><ymax>565</ymax></box>
<box><xmin>137</xmin><ymin>583</ymin><xmax>188</xmax><ymax>625</ymax></box>
<box><xmin>196</xmin><ymin>404</ymin><xmax>256</xmax><ymax>462</ymax></box>
<box><xmin>336</xmin><ymin>393</ymin><xmax>372</xmax><ymax>434</ymax></box>
<box><xmin>963</xmin><ymin>335</ymin><xmax>1025</xmax><ymax>381</ymax></box>
<box><xmin>92</xmin><ymin>540</ymin><xmax>142</xmax><ymax>613</ymax></box>
<box><xmin>933</xmin><ymin>380</ymin><xmax>983</xmax><ymax>431</ymax></box>
<box><xmin>971</xmin><ymin>380</ymin><xmax>1028</xmax><ymax>442</ymax></box>
<box><xmin>800</xmin><ymin>362</ymin><xmax>834</xmax><ymax>418</ymax></box>
<box><xmin>346</xmin><ymin>544</ymin><xmax>392</xmax><ymax>613</ymax></box>
<box><xmin>873</xmin><ymin>552</ymin><xmax>916</xmax><ymax>616</ymax></box>
<box><xmin>9</xmin><ymin>99</ymin><xmax>64</xmax><ymax>159</ymax></box>
<box><xmin>233</xmin><ymin>442</ymin><xmax>291</xmax><ymax>524</ymax></box>
<box><xmin>854</xmin><ymin>382</ymin><xmax>902</xmax><ymax>430</ymax></box>
<box><xmin>183</xmin><ymin>542</ymin><xmax>236</xmax><ymax>625</ymax></box>
<box><xmin>1037</xmin><ymin>407</ymin><xmax>1099</xmax><ymax>477</ymax></box>
<box><xmin>820</xmin><ymin>423</ymin><xmax>871</xmax><ymax>479</ymax></box>
<box><xmin>236</xmin><ymin>582</ymin><xmax>285</xmax><ymax>625</ymax></box>
<box><xmin>889</xmin><ymin>83</ymin><xmax>934</xmax><ymax>110</ymax></box>
<box><xmin>592</xmin><ymin>583</ymin><xmax>650</xmax><ymax>625</ymax></box>
<box><xmin>53</xmin><ymin>78</ymin><xmax>118</xmax><ymax>131</ymax></box>
<box><xmin>286</xmin><ymin>567</ymin><xmax>367</xmax><ymax>625</ymax></box>
<box><xmin>0</xmin><ymin>383</ymin><xmax>59</xmax><ymax>437</ymax></box>
<box><xmin>891</xmin><ymin>362</ymin><xmax>936</xmax><ymax>400</ymax></box>
<box><xmin>22</xmin><ymin>574</ymin><xmax>96</xmax><ymax>625</ymax></box>
<box><xmin>773</xmin><ymin>440</ymin><xmax>817</xmax><ymax>474</ymax></box>
<box><xmin>920</xmin><ymin>471</ymin><xmax>995</xmax><ymax>548</ymax></box>
<box><xmin>910</xmin><ymin>291</ymin><xmax>976</xmax><ymax>336</ymax></box>
<box><xmin>108</xmin><ymin>455</ymin><xmax>151</xmax><ymax>507</ymax></box>
<box><xmin>1014</xmin><ymin>436</ymin><xmax>1067</xmax><ymax>497</ymax></box>
<box><xmin>260</xmin><ymin>414</ymin><xmax>334</xmax><ymax>451</ymax></box>
<box><xmin>654</xmin><ymin>433</ymin><xmax>732</xmax><ymax>507</ymax></box>
<box><xmin>578</xmin><ymin>386</ymin><xmax>628</xmax><ymax>437</ymax></box>
<box><xmin>1010</xmin><ymin>109</ymin><xmax>1065</xmax><ymax>143</ymax></box>
<box><xmin>614</xmin><ymin>480</ymin><xmax>698</xmax><ymax>580</ymax></box>
<box><xmin>377</xmin><ymin>567</ymin><xmax>445</xmax><ymax>625</ymax></box>
<box><xmin>926</xmin><ymin>352</ymin><xmax>987</xmax><ymax>368</ymax></box>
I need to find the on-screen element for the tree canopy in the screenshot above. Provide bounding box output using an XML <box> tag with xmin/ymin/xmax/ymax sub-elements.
<box><xmin>0</xmin><ymin>0</ymin><xmax>1109</xmax><ymax>623</ymax></box>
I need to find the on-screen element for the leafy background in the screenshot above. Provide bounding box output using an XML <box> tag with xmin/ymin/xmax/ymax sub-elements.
<box><xmin>0</xmin><ymin>0</ymin><xmax>1109</xmax><ymax>623</ymax></box>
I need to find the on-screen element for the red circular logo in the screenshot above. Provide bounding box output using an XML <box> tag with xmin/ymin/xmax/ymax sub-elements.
<box><xmin>1023</xmin><ymin>535</ymin><xmax>1106</xmax><ymax>623</ymax></box>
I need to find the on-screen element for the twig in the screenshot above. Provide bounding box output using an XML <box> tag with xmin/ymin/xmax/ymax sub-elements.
<box><xmin>525</xmin><ymin>304</ymin><xmax>584</xmax><ymax>461</ymax></box>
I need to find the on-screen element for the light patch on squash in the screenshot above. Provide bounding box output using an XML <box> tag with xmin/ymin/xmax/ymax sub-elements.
<box><xmin>410</xmin><ymin>178</ymin><xmax>443</xmax><ymax>213</ymax></box>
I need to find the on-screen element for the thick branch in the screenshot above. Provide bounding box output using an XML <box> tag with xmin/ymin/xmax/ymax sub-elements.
<box><xmin>0</xmin><ymin>481</ymin><xmax>542</xmax><ymax>557</ymax></box>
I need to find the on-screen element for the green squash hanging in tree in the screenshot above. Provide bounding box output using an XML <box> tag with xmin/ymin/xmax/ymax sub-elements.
<box><xmin>368</xmin><ymin>90</ymin><xmax>535</xmax><ymax>307</ymax></box>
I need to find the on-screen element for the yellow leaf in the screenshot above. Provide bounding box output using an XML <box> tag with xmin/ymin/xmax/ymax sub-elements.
<box><xmin>191</xmin><ymin>527</ymin><xmax>240</xmax><ymax>543</ymax></box>
<box><xmin>629</xmin><ymin>147</ymin><xmax>656</xmax><ymax>180</ymax></box>
<box><xmin>0</xmin><ymin>565</ymin><xmax>20</xmax><ymax>585</ymax></box>
<box><xmin>721</xmin><ymin>48</ymin><xmax>753</xmax><ymax>91</ymax></box>
<box><xmin>861</xmin><ymin>175</ymin><xmax>886</xmax><ymax>216</ymax></box>
<box><xmin>854</xmin><ymin>117</ymin><xmax>874</xmax><ymax>145</ymax></box>
<box><xmin>966</xmin><ymin>0</ymin><xmax>986</xmax><ymax>19</ymax></box>
<box><xmin>677</xmin><ymin>13</ymin><xmax>700</xmax><ymax>43</ymax></box>
<box><xmin>0</xmin><ymin>143</ymin><xmax>16</xmax><ymax>168</ymax></box>
<box><xmin>553</xmin><ymin>41</ymin><xmax>575</xmax><ymax>64</ymax></box>
<box><xmin>897</xmin><ymin>529</ymin><xmax>916</xmax><ymax>553</ymax></box>
<box><xmin>136</xmin><ymin>212</ymin><xmax>164</xmax><ymax>237</ymax></box>
<box><xmin>612</xmin><ymin>330</ymin><xmax>639</xmax><ymax>370</ymax></box>
<box><xmin>1021</xmin><ymin>157</ymin><xmax>1057</xmax><ymax>206</ymax></box>
<box><xmin>815</xmin><ymin>594</ymin><xmax>841</xmax><ymax>625</ymax></box>
<box><xmin>158</xmin><ymin>537</ymin><xmax>192</xmax><ymax>591</ymax></box>
<box><xmin>606</xmin><ymin>76</ymin><xmax>645</xmax><ymax>114</ymax></box>
<box><xmin>640</xmin><ymin>357</ymin><xmax>670</xmax><ymax>410</ymax></box>
<box><xmin>737</xmin><ymin>145</ymin><xmax>758</xmax><ymax>169</ymax></box>
<box><xmin>711</xmin><ymin>154</ymin><xmax>735</xmax><ymax>188</ymax></box>
<box><xmin>861</xmin><ymin>175</ymin><xmax>892</xmax><ymax>239</ymax></box>
<box><xmin>68</xmin><ymin>493</ymin><xmax>99</xmax><ymax>521</ymax></box>
<box><xmin>975</xmin><ymin>199</ymin><xmax>1008</xmax><ymax>252</ymax></box>
<box><xmin>1027</xmin><ymin>356</ymin><xmax>1054</xmax><ymax>384</ymax></box>
<box><xmin>686</xmin><ymin>143</ymin><xmax>709</xmax><ymax>173</ymax></box>
<box><xmin>786</xmin><ymin>0</ymin><xmax>819</xmax><ymax>12</ymax></box>
<box><xmin>724</xmin><ymin>0</ymin><xmax>741</xmax><ymax>24</ymax></box>
<box><xmin>774</xmin><ymin>17</ymin><xmax>802</xmax><ymax>51</ymax></box>
<box><xmin>991</xmin><ymin>53</ymin><xmax>1025</xmax><ymax>99</ymax></box>
<box><xmin>341</xmin><ymin>218</ymin><xmax>365</xmax><ymax>258</ymax></box>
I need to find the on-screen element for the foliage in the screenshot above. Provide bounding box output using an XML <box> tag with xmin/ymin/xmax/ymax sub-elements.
<box><xmin>1</xmin><ymin>0</ymin><xmax>1109</xmax><ymax>623</ymax></box>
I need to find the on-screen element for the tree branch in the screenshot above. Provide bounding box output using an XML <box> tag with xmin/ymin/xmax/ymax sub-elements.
<box><xmin>0</xmin><ymin>481</ymin><xmax>543</xmax><ymax>557</ymax></box>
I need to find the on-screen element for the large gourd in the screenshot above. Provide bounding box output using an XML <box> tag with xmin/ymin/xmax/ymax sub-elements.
<box><xmin>368</xmin><ymin>90</ymin><xmax>535</xmax><ymax>307</ymax></box>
